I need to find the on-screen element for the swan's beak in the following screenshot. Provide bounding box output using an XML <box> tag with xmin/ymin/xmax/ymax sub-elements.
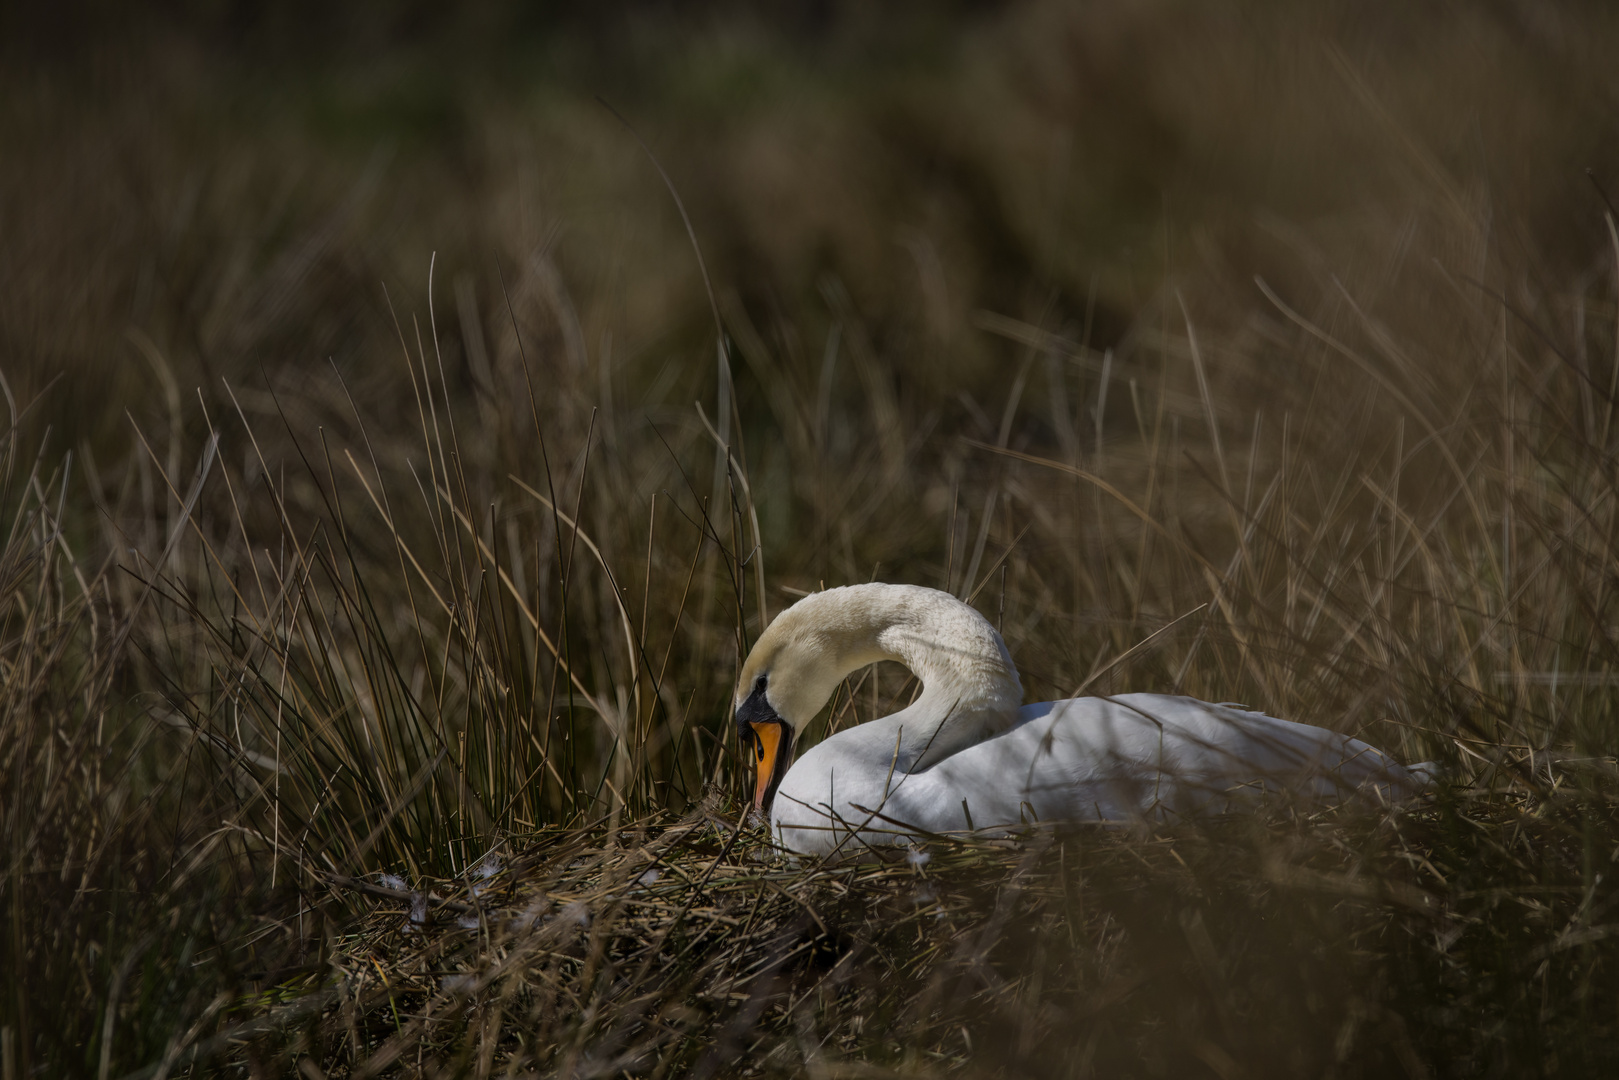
<box><xmin>735</xmin><ymin>677</ymin><xmax>793</xmax><ymax>817</ymax></box>
<box><xmin>749</xmin><ymin>720</ymin><xmax>792</xmax><ymax>814</ymax></box>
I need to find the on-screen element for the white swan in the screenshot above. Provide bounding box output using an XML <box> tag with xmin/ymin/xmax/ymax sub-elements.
<box><xmin>734</xmin><ymin>583</ymin><xmax>1432</xmax><ymax>856</ymax></box>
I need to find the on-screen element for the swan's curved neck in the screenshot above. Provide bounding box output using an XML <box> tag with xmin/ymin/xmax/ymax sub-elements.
<box><xmin>797</xmin><ymin>585</ymin><xmax>1024</xmax><ymax>772</ymax></box>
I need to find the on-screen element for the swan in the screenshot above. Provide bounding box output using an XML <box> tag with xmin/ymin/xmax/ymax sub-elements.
<box><xmin>734</xmin><ymin>583</ymin><xmax>1432</xmax><ymax>856</ymax></box>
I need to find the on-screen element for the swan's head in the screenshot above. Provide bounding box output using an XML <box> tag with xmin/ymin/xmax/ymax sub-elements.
<box><xmin>734</xmin><ymin>583</ymin><xmax>1019</xmax><ymax>814</ymax></box>
<box><xmin>734</xmin><ymin>588</ymin><xmax>897</xmax><ymax>815</ymax></box>
<box><xmin>732</xmin><ymin>631</ymin><xmax>834</xmax><ymax>818</ymax></box>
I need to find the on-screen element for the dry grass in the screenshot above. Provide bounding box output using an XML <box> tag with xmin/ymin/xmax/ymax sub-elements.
<box><xmin>6</xmin><ymin>1</ymin><xmax>1619</xmax><ymax>1076</ymax></box>
<box><xmin>121</xmin><ymin>792</ymin><xmax>1619</xmax><ymax>1077</ymax></box>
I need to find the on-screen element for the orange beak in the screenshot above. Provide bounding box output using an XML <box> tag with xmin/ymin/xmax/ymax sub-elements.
<box><xmin>750</xmin><ymin>721</ymin><xmax>782</xmax><ymax>812</ymax></box>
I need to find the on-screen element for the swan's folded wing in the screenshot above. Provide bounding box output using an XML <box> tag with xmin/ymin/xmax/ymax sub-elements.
<box><xmin>927</xmin><ymin>694</ymin><xmax>1425</xmax><ymax>825</ymax></box>
<box><xmin>772</xmin><ymin>693</ymin><xmax>1427</xmax><ymax>850</ymax></box>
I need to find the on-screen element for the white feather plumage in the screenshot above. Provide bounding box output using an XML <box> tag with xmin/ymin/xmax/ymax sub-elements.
<box><xmin>736</xmin><ymin>584</ymin><xmax>1431</xmax><ymax>856</ymax></box>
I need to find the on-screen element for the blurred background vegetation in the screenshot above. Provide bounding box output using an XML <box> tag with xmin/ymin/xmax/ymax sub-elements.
<box><xmin>6</xmin><ymin>1</ymin><xmax>1619</xmax><ymax>1075</ymax></box>
<box><xmin>9</xmin><ymin>0</ymin><xmax>1618</xmax><ymax>461</ymax></box>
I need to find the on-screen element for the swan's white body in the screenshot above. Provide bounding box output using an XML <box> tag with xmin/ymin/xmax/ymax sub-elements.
<box><xmin>734</xmin><ymin>584</ymin><xmax>1430</xmax><ymax>857</ymax></box>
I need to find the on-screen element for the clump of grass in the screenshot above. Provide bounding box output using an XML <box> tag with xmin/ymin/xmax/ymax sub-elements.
<box><xmin>0</xmin><ymin>400</ymin><xmax>263</xmax><ymax>1077</ymax></box>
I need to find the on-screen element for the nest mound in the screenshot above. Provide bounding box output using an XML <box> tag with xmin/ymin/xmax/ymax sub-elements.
<box><xmin>168</xmin><ymin>781</ymin><xmax>1619</xmax><ymax>1078</ymax></box>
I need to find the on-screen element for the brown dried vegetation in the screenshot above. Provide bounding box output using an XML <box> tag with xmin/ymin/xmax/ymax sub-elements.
<box><xmin>5</xmin><ymin>2</ymin><xmax>1619</xmax><ymax>1076</ymax></box>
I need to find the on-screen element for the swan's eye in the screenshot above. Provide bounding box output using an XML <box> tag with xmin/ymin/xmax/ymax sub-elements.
<box><xmin>754</xmin><ymin>675</ymin><xmax>767</xmax><ymax>696</ymax></box>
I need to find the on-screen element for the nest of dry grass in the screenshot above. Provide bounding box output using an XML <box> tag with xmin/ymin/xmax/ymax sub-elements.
<box><xmin>145</xmin><ymin>774</ymin><xmax>1612</xmax><ymax>1079</ymax></box>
